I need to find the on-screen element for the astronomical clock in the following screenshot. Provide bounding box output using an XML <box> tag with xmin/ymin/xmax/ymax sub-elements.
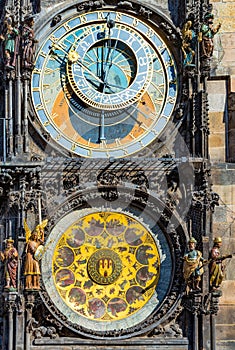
<box><xmin>0</xmin><ymin>0</ymin><xmax>219</xmax><ymax>349</ymax></box>
<box><xmin>28</xmin><ymin>3</ymin><xmax>186</xmax><ymax>342</ymax></box>
<box><xmin>31</xmin><ymin>8</ymin><xmax>178</xmax><ymax>158</ymax></box>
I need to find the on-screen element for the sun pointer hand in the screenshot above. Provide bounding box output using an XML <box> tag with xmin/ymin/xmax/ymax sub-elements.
<box><xmin>68</xmin><ymin>50</ymin><xmax>105</xmax><ymax>85</ymax></box>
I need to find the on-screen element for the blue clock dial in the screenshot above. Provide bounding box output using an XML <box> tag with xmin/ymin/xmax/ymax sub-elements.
<box><xmin>66</xmin><ymin>23</ymin><xmax>152</xmax><ymax>110</ymax></box>
<box><xmin>83</xmin><ymin>39</ymin><xmax>137</xmax><ymax>94</ymax></box>
<box><xmin>31</xmin><ymin>10</ymin><xmax>178</xmax><ymax>158</ymax></box>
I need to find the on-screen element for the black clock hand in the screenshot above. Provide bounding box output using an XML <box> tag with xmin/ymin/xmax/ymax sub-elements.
<box><xmin>101</xmin><ymin>36</ymin><xmax>107</xmax><ymax>82</ymax></box>
<box><xmin>99</xmin><ymin>110</ymin><xmax>106</xmax><ymax>141</ymax></box>
<box><xmin>100</xmin><ymin>17</ymin><xmax>117</xmax><ymax>92</ymax></box>
<box><xmin>67</xmin><ymin>50</ymin><xmax>106</xmax><ymax>85</ymax></box>
<box><xmin>102</xmin><ymin>39</ymin><xmax>119</xmax><ymax>91</ymax></box>
<box><xmin>63</xmin><ymin>31</ymin><xmax>119</xmax><ymax>95</ymax></box>
<box><xmin>79</xmin><ymin>62</ymin><xmax>105</xmax><ymax>85</ymax></box>
<box><xmin>103</xmin><ymin>16</ymin><xmax>115</xmax><ymax>68</ymax></box>
<box><xmin>51</xmin><ymin>43</ymin><xmax>105</xmax><ymax>86</ymax></box>
<box><xmin>86</xmin><ymin>77</ymin><xmax>125</xmax><ymax>93</ymax></box>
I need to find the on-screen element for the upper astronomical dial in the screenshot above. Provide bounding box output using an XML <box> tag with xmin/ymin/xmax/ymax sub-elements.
<box><xmin>66</xmin><ymin>22</ymin><xmax>153</xmax><ymax>110</ymax></box>
<box><xmin>31</xmin><ymin>10</ymin><xmax>178</xmax><ymax>158</ymax></box>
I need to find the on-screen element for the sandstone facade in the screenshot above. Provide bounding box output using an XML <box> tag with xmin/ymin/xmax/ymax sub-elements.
<box><xmin>209</xmin><ymin>1</ymin><xmax>235</xmax><ymax>348</ymax></box>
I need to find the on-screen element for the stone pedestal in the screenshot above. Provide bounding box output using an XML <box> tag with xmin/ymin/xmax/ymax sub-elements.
<box><xmin>33</xmin><ymin>337</ymin><xmax>189</xmax><ymax>350</ymax></box>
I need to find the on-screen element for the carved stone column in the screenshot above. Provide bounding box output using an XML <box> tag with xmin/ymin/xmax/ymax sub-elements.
<box><xmin>25</xmin><ymin>292</ymin><xmax>35</xmax><ymax>350</ymax></box>
<box><xmin>201</xmin><ymin>237</ymin><xmax>211</xmax><ymax>350</ymax></box>
<box><xmin>2</xmin><ymin>292</ymin><xmax>18</xmax><ymax>350</ymax></box>
<box><xmin>22</xmin><ymin>74</ymin><xmax>30</xmax><ymax>153</ymax></box>
<box><xmin>7</xmin><ymin>77</ymin><xmax>13</xmax><ymax>158</ymax></box>
<box><xmin>210</xmin><ymin>290</ymin><xmax>222</xmax><ymax>350</ymax></box>
<box><xmin>15</xmin><ymin>56</ymin><xmax>23</xmax><ymax>154</ymax></box>
<box><xmin>183</xmin><ymin>292</ymin><xmax>203</xmax><ymax>350</ymax></box>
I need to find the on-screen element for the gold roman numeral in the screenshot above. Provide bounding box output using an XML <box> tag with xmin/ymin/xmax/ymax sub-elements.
<box><xmin>80</xmin><ymin>15</ymin><xmax>87</xmax><ymax>24</ymax></box>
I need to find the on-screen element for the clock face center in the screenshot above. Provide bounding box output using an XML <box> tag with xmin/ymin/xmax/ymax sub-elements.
<box><xmin>83</xmin><ymin>39</ymin><xmax>137</xmax><ymax>95</ymax></box>
<box><xmin>66</xmin><ymin>23</ymin><xmax>154</xmax><ymax>111</ymax></box>
<box><xmin>87</xmin><ymin>248</ymin><xmax>122</xmax><ymax>285</ymax></box>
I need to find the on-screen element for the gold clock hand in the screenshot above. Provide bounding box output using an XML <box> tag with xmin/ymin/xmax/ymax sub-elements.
<box><xmin>51</xmin><ymin>42</ymin><xmax>68</xmax><ymax>55</ymax></box>
<box><xmin>68</xmin><ymin>50</ymin><xmax>105</xmax><ymax>86</ymax></box>
<box><xmin>51</xmin><ymin>44</ymin><xmax>105</xmax><ymax>86</ymax></box>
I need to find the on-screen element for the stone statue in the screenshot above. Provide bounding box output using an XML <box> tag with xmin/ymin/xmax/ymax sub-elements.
<box><xmin>21</xmin><ymin>15</ymin><xmax>38</xmax><ymax>69</ymax></box>
<box><xmin>0</xmin><ymin>16</ymin><xmax>19</xmax><ymax>69</ymax></box>
<box><xmin>24</xmin><ymin>219</ymin><xmax>48</xmax><ymax>290</ymax></box>
<box><xmin>181</xmin><ymin>20</ymin><xmax>197</xmax><ymax>66</ymax></box>
<box><xmin>0</xmin><ymin>238</ymin><xmax>18</xmax><ymax>290</ymax></box>
<box><xmin>183</xmin><ymin>237</ymin><xmax>205</xmax><ymax>292</ymax></box>
<box><xmin>209</xmin><ymin>237</ymin><xmax>232</xmax><ymax>290</ymax></box>
<box><xmin>199</xmin><ymin>13</ymin><xmax>221</xmax><ymax>58</ymax></box>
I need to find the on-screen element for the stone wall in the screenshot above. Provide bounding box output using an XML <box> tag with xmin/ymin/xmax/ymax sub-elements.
<box><xmin>211</xmin><ymin>1</ymin><xmax>235</xmax><ymax>76</ymax></box>
<box><xmin>210</xmin><ymin>162</ymin><xmax>235</xmax><ymax>350</ymax></box>
<box><xmin>209</xmin><ymin>2</ymin><xmax>235</xmax><ymax>349</ymax></box>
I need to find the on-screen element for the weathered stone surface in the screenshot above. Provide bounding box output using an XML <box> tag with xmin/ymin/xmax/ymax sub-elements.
<box><xmin>210</xmin><ymin>159</ymin><xmax>235</xmax><ymax>286</ymax></box>
<box><xmin>211</xmin><ymin>165</ymin><xmax>235</xmax><ymax>185</ymax></box>
<box><xmin>217</xmin><ymin>303</ymin><xmax>235</xmax><ymax>323</ymax></box>
<box><xmin>213</xmin><ymin>206</ymin><xmax>228</xmax><ymax>222</ymax></box>
<box><xmin>212</xmin><ymin>222</ymin><xmax>234</xmax><ymax>237</ymax></box>
<box><xmin>210</xmin><ymin>1</ymin><xmax>235</xmax><ymax>76</ymax></box>
<box><xmin>142</xmin><ymin>0</ymin><xmax>168</xmax><ymax>8</ymax></box>
<box><xmin>216</xmin><ymin>325</ymin><xmax>235</xmax><ymax>341</ymax></box>
<box><xmin>220</xmin><ymin>280</ymin><xmax>235</xmax><ymax>304</ymax></box>
<box><xmin>222</xmin><ymin>49</ymin><xmax>235</xmax><ymax>63</ymax></box>
<box><xmin>216</xmin><ymin>324</ymin><xmax>235</xmax><ymax>340</ymax></box>
<box><xmin>213</xmin><ymin>3</ymin><xmax>235</xmax><ymax>31</ymax></box>
<box><xmin>33</xmin><ymin>338</ymin><xmax>189</xmax><ymax>350</ymax></box>
<box><xmin>230</xmin><ymin>78</ymin><xmax>235</xmax><ymax>93</ymax></box>
<box><xmin>209</xmin><ymin>112</ymin><xmax>225</xmax><ymax>131</ymax></box>
<box><xmin>216</xmin><ymin>286</ymin><xmax>235</xmax><ymax>346</ymax></box>
<box><xmin>208</xmin><ymin>93</ymin><xmax>226</xmax><ymax>114</ymax></box>
<box><xmin>41</xmin><ymin>0</ymin><xmax>66</xmax><ymax>7</ymax></box>
<box><xmin>209</xmin><ymin>148</ymin><xmax>226</xmax><ymax>162</ymax></box>
<box><xmin>209</xmin><ymin>134</ymin><xmax>226</xmax><ymax>148</ymax></box>
<box><xmin>213</xmin><ymin>185</ymin><xmax>235</xmax><ymax>205</ymax></box>
<box><xmin>208</xmin><ymin>80</ymin><xmax>227</xmax><ymax>163</ymax></box>
<box><xmin>216</xmin><ymin>341</ymin><xmax>235</xmax><ymax>350</ymax></box>
<box><xmin>220</xmin><ymin>33</ymin><xmax>235</xmax><ymax>50</ymax></box>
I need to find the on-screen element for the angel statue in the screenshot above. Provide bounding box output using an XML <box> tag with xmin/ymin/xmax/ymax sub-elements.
<box><xmin>24</xmin><ymin>219</ymin><xmax>48</xmax><ymax>290</ymax></box>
